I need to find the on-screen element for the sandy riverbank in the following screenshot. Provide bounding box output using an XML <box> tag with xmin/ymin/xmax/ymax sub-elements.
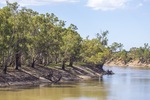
<box><xmin>105</xmin><ymin>60</ymin><xmax>150</xmax><ymax>68</ymax></box>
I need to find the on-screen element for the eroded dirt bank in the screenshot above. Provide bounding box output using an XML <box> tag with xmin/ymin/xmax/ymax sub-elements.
<box><xmin>0</xmin><ymin>65</ymin><xmax>104</xmax><ymax>87</ymax></box>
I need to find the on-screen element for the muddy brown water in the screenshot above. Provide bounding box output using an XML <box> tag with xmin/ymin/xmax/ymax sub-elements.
<box><xmin>0</xmin><ymin>66</ymin><xmax>150</xmax><ymax>100</ymax></box>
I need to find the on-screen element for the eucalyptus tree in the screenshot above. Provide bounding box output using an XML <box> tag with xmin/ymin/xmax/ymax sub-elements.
<box><xmin>6</xmin><ymin>1</ymin><xmax>21</xmax><ymax>70</ymax></box>
<box><xmin>7</xmin><ymin>3</ymin><xmax>38</xmax><ymax>69</ymax></box>
<box><xmin>1</xmin><ymin>2</ymin><xmax>40</xmax><ymax>70</ymax></box>
<box><xmin>134</xmin><ymin>43</ymin><xmax>150</xmax><ymax>63</ymax></box>
<box><xmin>129</xmin><ymin>47</ymin><xmax>137</xmax><ymax>60</ymax></box>
<box><xmin>36</xmin><ymin>14</ymin><xmax>54</xmax><ymax>66</ymax></box>
<box><xmin>60</xmin><ymin>24</ymin><xmax>82</xmax><ymax>70</ymax></box>
<box><xmin>96</xmin><ymin>30</ymin><xmax>109</xmax><ymax>46</ymax></box>
<box><xmin>68</xmin><ymin>24</ymin><xmax>82</xmax><ymax>67</ymax></box>
<box><xmin>110</xmin><ymin>42</ymin><xmax>124</xmax><ymax>52</ymax></box>
<box><xmin>109</xmin><ymin>42</ymin><xmax>124</xmax><ymax>62</ymax></box>
<box><xmin>142</xmin><ymin>43</ymin><xmax>150</xmax><ymax>63</ymax></box>
<box><xmin>50</xmin><ymin>19</ymin><xmax>66</xmax><ymax>64</ymax></box>
<box><xmin>80</xmin><ymin>31</ymin><xmax>110</xmax><ymax>70</ymax></box>
<box><xmin>23</xmin><ymin>9</ymin><xmax>40</xmax><ymax>67</ymax></box>
<box><xmin>118</xmin><ymin>49</ymin><xmax>129</xmax><ymax>64</ymax></box>
<box><xmin>14</xmin><ymin>7</ymin><xmax>34</xmax><ymax>68</ymax></box>
<box><xmin>49</xmin><ymin>26</ymin><xmax>64</xmax><ymax>64</ymax></box>
<box><xmin>27</xmin><ymin>12</ymin><xmax>64</xmax><ymax>67</ymax></box>
<box><xmin>0</xmin><ymin>6</ymin><xmax>13</xmax><ymax>73</ymax></box>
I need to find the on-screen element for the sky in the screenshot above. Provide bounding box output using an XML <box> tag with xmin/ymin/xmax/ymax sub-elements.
<box><xmin>0</xmin><ymin>0</ymin><xmax>150</xmax><ymax>50</ymax></box>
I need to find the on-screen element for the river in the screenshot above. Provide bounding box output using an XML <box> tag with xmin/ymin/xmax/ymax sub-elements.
<box><xmin>0</xmin><ymin>66</ymin><xmax>150</xmax><ymax>100</ymax></box>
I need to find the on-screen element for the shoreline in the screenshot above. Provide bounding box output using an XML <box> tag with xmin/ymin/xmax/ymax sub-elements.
<box><xmin>105</xmin><ymin>60</ymin><xmax>150</xmax><ymax>68</ymax></box>
<box><xmin>1</xmin><ymin>62</ymin><xmax>149</xmax><ymax>88</ymax></box>
<box><xmin>0</xmin><ymin>65</ymin><xmax>103</xmax><ymax>88</ymax></box>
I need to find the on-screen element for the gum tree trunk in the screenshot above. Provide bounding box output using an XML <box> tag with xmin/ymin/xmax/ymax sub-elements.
<box><xmin>15</xmin><ymin>52</ymin><xmax>19</xmax><ymax>70</ymax></box>
<box><xmin>31</xmin><ymin>57</ymin><xmax>36</xmax><ymax>68</ymax></box>
<box><xmin>96</xmin><ymin>63</ymin><xmax>104</xmax><ymax>71</ymax></box>
<box><xmin>62</xmin><ymin>60</ymin><xmax>66</xmax><ymax>70</ymax></box>
<box><xmin>69</xmin><ymin>57</ymin><xmax>74</xmax><ymax>67</ymax></box>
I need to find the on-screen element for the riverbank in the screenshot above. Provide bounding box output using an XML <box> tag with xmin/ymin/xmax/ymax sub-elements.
<box><xmin>105</xmin><ymin>60</ymin><xmax>150</xmax><ymax>68</ymax></box>
<box><xmin>0</xmin><ymin>65</ymin><xmax>104</xmax><ymax>87</ymax></box>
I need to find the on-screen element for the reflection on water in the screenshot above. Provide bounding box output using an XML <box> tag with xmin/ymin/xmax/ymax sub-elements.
<box><xmin>104</xmin><ymin>66</ymin><xmax>150</xmax><ymax>100</ymax></box>
<box><xmin>0</xmin><ymin>66</ymin><xmax>150</xmax><ymax>100</ymax></box>
<box><xmin>0</xmin><ymin>81</ymin><xmax>108</xmax><ymax>100</ymax></box>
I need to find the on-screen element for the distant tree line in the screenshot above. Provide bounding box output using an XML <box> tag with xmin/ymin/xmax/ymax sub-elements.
<box><xmin>109</xmin><ymin>43</ymin><xmax>150</xmax><ymax>65</ymax></box>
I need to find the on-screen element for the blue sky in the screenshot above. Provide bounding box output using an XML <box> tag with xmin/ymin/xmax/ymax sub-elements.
<box><xmin>0</xmin><ymin>0</ymin><xmax>150</xmax><ymax>50</ymax></box>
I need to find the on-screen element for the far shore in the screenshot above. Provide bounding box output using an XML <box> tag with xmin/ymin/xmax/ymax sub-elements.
<box><xmin>105</xmin><ymin>60</ymin><xmax>150</xmax><ymax>68</ymax></box>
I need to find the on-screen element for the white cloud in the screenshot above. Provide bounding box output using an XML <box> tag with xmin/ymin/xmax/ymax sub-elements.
<box><xmin>86</xmin><ymin>0</ymin><xmax>128</xmax><ymax>11</ymax></box>
<box><xmin>0</xmin><ymin>0</ymin><xmax>80</xmax><ymax>6</ymax></box>
<box><xmin>137</xmin><ymin>3</ymin><xmax>143</xmax><ymax>7</ymax></box>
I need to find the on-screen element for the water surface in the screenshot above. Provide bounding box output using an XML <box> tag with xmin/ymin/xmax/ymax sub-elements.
<box><xmin>0</xmin><ymin>66</ymin><xmax>150</xmax><ymax>100</ymax></box>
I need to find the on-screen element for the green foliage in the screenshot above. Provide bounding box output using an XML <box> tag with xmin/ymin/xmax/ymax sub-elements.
<box><xmin>109</xmin><ymin>43</ymin><xmax>150</xmax><ymax>65</ymax></box>
<box><xmin>0</xmin><ymin>2</ymin><xmax>83</xmax><ymax>71</ymax></box>
<box><xmin>110</xmin><ymin>42</ymin><xmax>123</xmax><ymax>52</ymax></box>
<box><xmin>1</xmin><ymin>1</ymin><xmax>149</xmax><ymax>74</ymax></box>
<box><xmin>80</xmin><ymin>31</ymin><xmax>110</xmax><ymax>66</ymax></box>
<box><xmin>129</xmin><ymin>43</ymin><xmax>150</xmax><ymax>63</ymax></box>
